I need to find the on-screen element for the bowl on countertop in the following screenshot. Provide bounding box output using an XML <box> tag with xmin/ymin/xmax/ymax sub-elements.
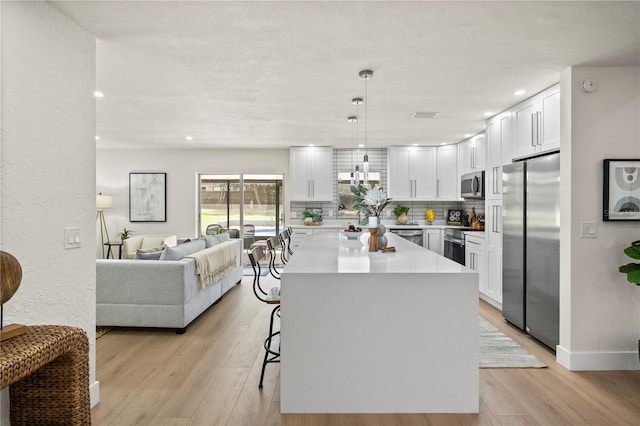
<box><xmin>343</xmin><ymin>231</ymin><xmax>363</xmax><ymax>240</ymax></box>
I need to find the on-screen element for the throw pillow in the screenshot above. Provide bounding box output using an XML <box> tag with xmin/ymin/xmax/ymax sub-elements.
<box><xmin>141</xmin><ymin>236</ymin><xmax>166</xmax><ymax>250</ymax></box>
<box><xmin>135</xmin><ymin>245</ymin><xmax>166</xmax><ymax>260</ymax></box>
<box><xmin>136</xmin><ymin>249</ymin><xmax>164</xmax><ymax>260</ymax></box>
<box><xmin>160</xmin><ymin>239</ymin><xmax>206</xmax><ymax>261</ymax></box>
<box><xmin>204</xmin><ymin>232</ymin><xmax>230</xmax><ymax>248</ymax></box>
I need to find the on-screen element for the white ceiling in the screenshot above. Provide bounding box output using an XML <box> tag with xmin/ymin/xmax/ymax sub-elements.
<box><xmin>52</xmin><ymin>1</ymin><xmax>640</xmax><ymax>150</ymax></box>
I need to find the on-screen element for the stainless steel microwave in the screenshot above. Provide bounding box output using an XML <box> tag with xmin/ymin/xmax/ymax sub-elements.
<box><xmin>461</xmin><ymin>171</ymin><xmax>485</xmax><ymax>199</ymax></box>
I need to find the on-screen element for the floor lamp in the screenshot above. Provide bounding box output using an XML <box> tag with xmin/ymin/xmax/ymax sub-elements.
<box><xmin>96</xmin><ymin>194</ymin><xmax>113</xmax><ymax>258</ymax></box>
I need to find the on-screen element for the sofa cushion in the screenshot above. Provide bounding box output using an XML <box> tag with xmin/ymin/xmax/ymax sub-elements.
<box><xmin>204</xmin><ymin>232</ymin><xmax>230</xmax><ymax>248</ymax></box>
<box><xmin>160</xmin><ymin>239</ymin><xmax>206</xmax><ymax>261</ymax></box>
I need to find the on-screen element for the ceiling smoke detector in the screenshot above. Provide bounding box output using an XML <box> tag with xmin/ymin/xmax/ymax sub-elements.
<box><xmin>412</xmin><ymin>112</ymin><xmax>440</xmax><ymax>119</ymax></box>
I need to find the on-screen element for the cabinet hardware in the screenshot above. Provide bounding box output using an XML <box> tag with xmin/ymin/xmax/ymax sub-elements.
<box><xmin>531</xmin><ymin>113</ymin><xmax>536</xmax><ymax>148</ymax></box>
<box><xmin>537</xmin><ymin>111</ymin><xmax>542</xmax><ymax>145</ymax></box>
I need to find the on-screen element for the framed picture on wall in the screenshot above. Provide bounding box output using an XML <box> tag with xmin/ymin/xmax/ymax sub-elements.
<box><xmin>129</xmin><ymin>172</ymin><xmax>167</xmax><ymax>222</ymax></box>
<box><xmin>603</xmin><ymin>159</ymin><xmax>640</xmax><ymax>221</ymax></box>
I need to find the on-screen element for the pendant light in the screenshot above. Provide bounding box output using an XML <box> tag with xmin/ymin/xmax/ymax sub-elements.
<box><xmin>359</xmin><ymin>69</ymin><xmax>373</xmax><ymax>185</ymax></box>
<box><xmin>347</xmin><ymin>115</ymin><xmax>358</xmax><ymax>185</ymax></box>
<box><xmin>352</xmin><ymin>97</ymin><xmax>363</xmax><ymax>186</ymax></box>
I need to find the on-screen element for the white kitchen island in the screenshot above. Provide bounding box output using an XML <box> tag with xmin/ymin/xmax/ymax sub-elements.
<box><xmin>280</xmin><ymin>231</ymin><xmax>479</xmax><ymax>414</ymax></box>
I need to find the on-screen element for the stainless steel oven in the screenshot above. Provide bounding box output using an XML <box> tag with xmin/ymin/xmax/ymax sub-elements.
<box><xmin>443</xmin><ymin>228</ymin><xmax>465</xmax><ymax>265</ymax></box>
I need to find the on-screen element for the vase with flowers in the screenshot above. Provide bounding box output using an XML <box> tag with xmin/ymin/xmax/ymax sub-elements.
<box><xmin>351</xmin><ymin>185</ymin><xmax>391</xmax><ymax>251</ymax></box>
<box><xmin>350</xmin><ymin>184</ymin><xmax>391</xmax><ymax>227</ymax></box>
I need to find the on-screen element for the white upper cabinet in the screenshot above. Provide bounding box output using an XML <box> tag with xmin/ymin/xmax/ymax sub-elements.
<box><xmin>512</xmin><ymin>84</ymin><xmax>560</xmax><ymax>160</ymax></box>
<box><xmin>388</xmin><ymin>146</ymin><xmax>437</xmax><ymax>201</ymax></box>
<box><xmin>290</xmin><ymin>146</ymin><xmax>334</xmax><ymax>201</ymax></box>
<box><xmin>436</xmin><ymin>144</ymin><xmax>459</xmax><ymax>200</ymax></box>
<box><xmin>485</xmin><ymin>111</ymin><xmax>512</xmax><ymax>200</ymax></box>
<box><xmin>460</xmin><ymin>133</ymin><xmax>486</xmax><ymax>175</ymax></box>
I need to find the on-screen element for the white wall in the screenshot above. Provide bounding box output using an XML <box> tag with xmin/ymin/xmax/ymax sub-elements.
<box><xmin>0</xmin><ymin>1</ymin><xmax>98</xmax><ymax>421</ymax></box>
<box><xmin>96</xmin><ymin>148</ymin><xmax>289</xmax><ymax>242</ymax></box>
<box><xmin>558</xmin><ymin>66</ymin><xmax>640</xmax><ymax>370</ymax></box>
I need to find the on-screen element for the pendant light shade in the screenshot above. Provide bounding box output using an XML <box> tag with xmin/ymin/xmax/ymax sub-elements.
<box><xmin>347</xmin><ymin>115</ymin><xmax>358</xmax><ymax>186</ymax></box>
<box><xmin>359</xmin><ymin>70</ymin><xmax>373</xmax><ymax>185</ymax></box>
<box><xmin>351</xmin><ymin>97</ymin><xmax>363</xmax><ymax>186</ymax></box>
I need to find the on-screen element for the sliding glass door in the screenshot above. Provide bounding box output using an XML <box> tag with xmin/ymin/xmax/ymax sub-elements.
<box><xmin>199</xmin><ymin>174</ymin><xmax>283</xmax><ymax>239</ymax></box>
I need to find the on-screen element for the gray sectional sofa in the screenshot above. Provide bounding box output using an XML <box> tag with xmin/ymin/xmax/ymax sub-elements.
<box><xmin>96</xmin><ymin>234</ymin><xmax>243</xmax><ymax>333</ymax></box>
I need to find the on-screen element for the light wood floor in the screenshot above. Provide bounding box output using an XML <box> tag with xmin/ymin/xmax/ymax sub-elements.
<box><xmin>92</xmin><ymin>274</ymin><xmax>640</xmax><ymax>425</ymax></box>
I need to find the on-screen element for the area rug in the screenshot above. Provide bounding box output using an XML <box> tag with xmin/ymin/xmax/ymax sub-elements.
<box><xmin>479</xmin><ymin>317</ymin><xmax>546</xmax><ymax>368</ymax></box>
<box><xmin>96</xmin><ymin>327</ymin><xmax>112</xmax><ymax>339</ymax></box>
<box><xmin>243</xmin><ymin>268</ymin><xmax>269</xmax><ymax>276</ymax></box>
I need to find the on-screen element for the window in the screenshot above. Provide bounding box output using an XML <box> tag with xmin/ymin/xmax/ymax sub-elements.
<box><xmin>199</xmin><ymin>174</ymin><xmax>283</xmax><ymax>238</ymax></box>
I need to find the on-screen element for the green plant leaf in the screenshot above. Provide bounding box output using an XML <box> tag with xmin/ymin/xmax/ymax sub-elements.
<box><xmin>627</xmin><ymin>269</ymin><xmax>640</xmax><ymax>284</ymax></box>
<box><xmin>619</xmin><ymin>263</ymin><xmax>640</xmax><ymax>284</ymax></box>
<box><xmin>623</xmin><ymin>243</ymin><xmax>640</xmax><ymax>260</ymax></box>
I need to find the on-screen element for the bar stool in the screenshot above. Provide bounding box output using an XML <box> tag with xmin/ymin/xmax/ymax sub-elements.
<box><xmin>285</xmin><ymin>227</ymin><xmax>294</xmax><ymax>256</ymax></box>
<box><xmin>265</xmin><ymin>236</ymin><xmax>282</xmax><ymax>279</ymax></box>
<box><xmin>248</xmin><ymin>246</ymin><xmax>280</xmax><ymax>389</ymax></box>
<box><xmin>277</xmin><ymin>231</ymin><xmax>290</xmax><ymax>265</ymax></box>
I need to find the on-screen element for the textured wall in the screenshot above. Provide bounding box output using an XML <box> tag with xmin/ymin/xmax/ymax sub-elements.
<box><xmin>559</xmin><ymin>66</ymin><xmax>640</xmax><ymax>370</ymax></box>
<box><xmin>0</xmin><ymin>1</ymin><xmax>97</xmax><ymax>418</ymax></box>
<box><xmin>96</xmin><ymin>148</ymin><xmax>289</xmax><ymax>243</ymax></box>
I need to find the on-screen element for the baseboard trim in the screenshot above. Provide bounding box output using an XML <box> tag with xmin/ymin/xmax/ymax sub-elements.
<box><xmin>90</xmin><ymin>380</ymin><xmax>100</xmax><ymax>408</ymax></box>
<box><xmin>479</xmin><ymin>293</ymin><xmax>502</xmax><ymax>310</ymax></box>
<box><xmin>556</xmin><ymin>345</ymin><xmax>639</xmax><ymax>371</ymax></box>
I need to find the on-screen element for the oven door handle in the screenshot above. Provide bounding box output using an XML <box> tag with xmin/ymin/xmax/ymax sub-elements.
<box><xmin>445</xmin><ymin>237</ymin><xmax>464</xmax><ymax>245</ymax></box>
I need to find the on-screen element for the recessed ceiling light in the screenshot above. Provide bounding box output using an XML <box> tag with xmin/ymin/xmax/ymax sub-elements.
<box><xmin>185</xmin><ymin>136</ymin><xmax>193</xmax><ymax>141</ymax></box>
<box><xmin>309</xmin><ymin>144</ymin><xmax>314</xmax><ymax>147</ymax></box>
<box><xmin>358</xmin><ymin>144</ymin><xmax>364</xmax><ymax>148</ymax></box>
<box><xmin>411</xmin><ymin>112</ymin><xmax>440</xmax><ymax>119</ymax></box>
<box><xmin>464</xmin><ymin>134</ymin><xmax>473</xmax><ymax>138</ymax></box>
<box><xmin>513</xmin><ymin>89</ymin><xmax>526</xmax><ymax>96</ymax></box>
<box><xmin>483</xmin><ymin>112</ymin><xmax>493</xmax><ymax>117</ymax></box>
<box><xmin>412</xmin><ymin>143</ymin><xmax>418</xmax><ymax>146</ymax></box>
<box><xmin>440</xmin><ymin>142</ymin><xmax>447</xmax><ymax>145</ymax></box>
<box><xmin>93</xmin><ymin>91</ymin><xmax>104</xmax><ymax>98</ymax></box>
<box><xmin>95</xmin><ymin>136</ymin><xmax>100</xmax><ymax>140</ymax></box>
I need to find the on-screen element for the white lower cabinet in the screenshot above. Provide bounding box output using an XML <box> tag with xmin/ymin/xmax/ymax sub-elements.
<box><xmin>289</xmin><ymin>227</ymin><xmax>314</xmax><ymax>250</ymax></box>
<box><xmin>465</xmin><ymin>234</ymin><xmax>486</xmax><ymax>295</ymax></box>
<box><xmin>424</xmin><ymin>229</ymin><xmax>442</xmax><ymax>255</ymax></box>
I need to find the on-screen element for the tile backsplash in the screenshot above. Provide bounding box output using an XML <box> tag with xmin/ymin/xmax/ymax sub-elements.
<box><xmin>290</xmin><ymin>148</ymin><xmax>484</xmax><ymax>224</ymax></box>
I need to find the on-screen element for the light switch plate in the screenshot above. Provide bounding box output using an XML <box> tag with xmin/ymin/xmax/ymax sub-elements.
<box><xmin>580</xmin><ymin>221</ymin><xmax>597</xmax><ymax>238</ymax></box>
<box><xmin>64</xmin><ymin>227</ymin><xmax>82</xmax><ymax>249</ymax></box>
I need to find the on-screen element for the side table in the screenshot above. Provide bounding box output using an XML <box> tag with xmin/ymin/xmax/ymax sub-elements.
<box><xmin>0</xmin><ymin>325</ymin><xmax>91</xmax><ymax>425</ymax></box>
<box><xmin>104</xmin><ymin>241</ymin><xmax>123</xmax><ymax>259</ymax></box>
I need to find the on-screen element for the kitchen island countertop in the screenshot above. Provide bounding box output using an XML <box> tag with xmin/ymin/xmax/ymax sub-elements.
<box><xmin>280</xmin><ymin>231</ymin><xmax>479</xmax><ymax>413</ymax></box>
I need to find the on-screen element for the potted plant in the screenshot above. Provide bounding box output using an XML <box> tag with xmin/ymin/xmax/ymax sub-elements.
<box><xmin>301</xmin><ymin>209</ymin><xmax>322</xmax><ymax>226</ymax></box>
<box><xmin>619</xmin><ymin>240</ymin><xmax>640</xmax><ymax>284</ymax></box>
<box><xmin>393</xmin><ymin>205</ymin><xmax>410</xmax><ymax>225</ymax></box>
<box><xmin>117</xmin><ymin>227</ymin><xmax>134</xmax><ymax>241</ymax></box>
<box><xmin>618</xmin><ymin>240</ymin><xmax>640</xmax><ymax>362</ymax></box>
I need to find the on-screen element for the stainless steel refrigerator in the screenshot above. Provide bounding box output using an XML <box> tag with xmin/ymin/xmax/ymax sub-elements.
<box><xmin>502</xmin><ymin>152</ymin><xmax>560</xmax><ymax>349</ymax></box>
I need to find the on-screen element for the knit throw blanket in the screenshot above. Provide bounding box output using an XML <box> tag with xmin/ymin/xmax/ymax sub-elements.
<box><xmin>185</xmin><ymin>241</ymin><xmax>237</xmax><ymax>288</ymax></box>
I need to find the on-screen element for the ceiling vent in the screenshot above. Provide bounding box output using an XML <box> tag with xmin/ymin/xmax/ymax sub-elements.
<box><xmin>412</xmin><ymin>112</ymin><xmax>440</xmax><ymax>119</ymax></box>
